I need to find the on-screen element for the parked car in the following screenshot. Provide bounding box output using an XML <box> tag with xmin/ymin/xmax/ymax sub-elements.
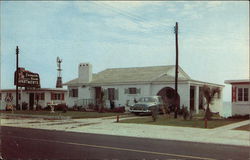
<box><xmin>129</xmin><ymin>96</ymin><xmax>163</xmax><ymax>115</ymax></box>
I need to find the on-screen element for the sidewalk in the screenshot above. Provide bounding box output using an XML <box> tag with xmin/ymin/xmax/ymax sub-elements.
<box><xmin>1</xmin><ymin>115</ymin><xmax>249</xmax><ymax>147</ymax></box>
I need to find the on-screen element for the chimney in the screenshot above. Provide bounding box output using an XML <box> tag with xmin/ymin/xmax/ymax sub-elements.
<box><xmin>78</xmin><ymin>63</ymin><xmax>92</xmax><ymax>83</ymax></box>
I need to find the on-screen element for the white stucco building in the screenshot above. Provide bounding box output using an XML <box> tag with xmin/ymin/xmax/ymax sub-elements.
<box><xmin>225</xmin><ymin>79</ymin><xmax>250</xmax><ymax>116</ymax></box>
<box><xmin>0</xmin><ymin>88</ymin><xmax>67</xmax><ymax>110</ymax></box>
<box><xmin>64</xmin><ymin>63</ymin><xmax>224</xmax><ymax>115</ymax></box>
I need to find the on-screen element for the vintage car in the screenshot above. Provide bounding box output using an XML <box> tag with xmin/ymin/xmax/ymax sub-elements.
<box><xmin>129</xmin><ymin>96</ymin><xmax>163</xmax><ymax>115</ymax></box>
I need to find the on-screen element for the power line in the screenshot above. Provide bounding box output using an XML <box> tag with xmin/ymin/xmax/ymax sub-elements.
<box><xmin>92</xmin><ymin>2</ymin><xmax>248</xmax><ymax>41</ymax></box>
<box><xmin>91</xmin><ymin>2</ymin><xmax>173</xmax><ymax>34</ymax></box>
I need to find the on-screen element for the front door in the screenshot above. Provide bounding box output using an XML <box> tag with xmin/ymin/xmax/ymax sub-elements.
<box><xmin>29</xmin><ymin>93</ymin><xmax>34</xmax><ymax>110</ymax></box>
<box><xmin>95</xmin><ymin>87</ymin><xmax>101</xmax><ymax>105</ymax></box>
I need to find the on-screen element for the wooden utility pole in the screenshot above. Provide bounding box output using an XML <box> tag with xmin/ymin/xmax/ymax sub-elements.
<box><xmin>175</xmin><ymin>22</ymin><xmax>178</xmax><ymax>93</ymax></box>
<box><xmin>174</xmin><ymin>22</ymin><xmax>179</xmax><ymax>118</ymax></box>
<box><xmin>16</xmin><ymin>46</ymin><xmax>19</xmax><ymax>110</ymax></box>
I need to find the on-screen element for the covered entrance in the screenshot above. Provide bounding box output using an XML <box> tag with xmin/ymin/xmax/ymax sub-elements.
<box><xmin>157</xmin><ymin>87</ymin><xmax>180</xmax><ymax>112</ymax></box>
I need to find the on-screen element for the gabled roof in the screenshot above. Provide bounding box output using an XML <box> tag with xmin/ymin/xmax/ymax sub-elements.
<box><xmin>225</xmin><ymin>79</ymin><xmax>250</xmax><ymax>85</ymax></box>
<box><xmin>63</xmin><ymin>65</ymin><xmax>191</xmax><ymax>86</ymax></box>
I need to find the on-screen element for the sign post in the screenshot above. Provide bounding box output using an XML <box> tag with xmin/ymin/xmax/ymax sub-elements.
<box><xmin>16</xmin><ymin>46</ymin><xmax>19</xmax><ymax>110</ymax></box>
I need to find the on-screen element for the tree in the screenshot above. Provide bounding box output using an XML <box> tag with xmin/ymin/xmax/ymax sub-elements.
<box><xmin>202</xmin><ymin>85</ymin><xmax>220</xmax><ymax>120</ymax></box>
<box><xmin>151</xmin><ymin>106</ymin><xmax>158</xmax><ymax>122</ymax></box>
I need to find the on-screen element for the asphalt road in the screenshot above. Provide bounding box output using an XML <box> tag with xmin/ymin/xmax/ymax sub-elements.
<box><xmin>0</xmin><ymin>126</ymin><xmax>249</xmax><ymax>160</ymax></box>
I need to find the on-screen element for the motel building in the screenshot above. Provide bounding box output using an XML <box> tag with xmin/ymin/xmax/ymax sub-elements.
<box><xmin>0</xmin><ymin>88</ymin><xmax>67</xmax><ymax>110</ymax></box>
<box><xmin>225</xmin><ymin>79</ymin><xmax>250</xmax><ymax>116</ymax></box>
<box><xmin>63</xmin><ymin>63</ymin><xmax>224</xmax><ymax>115</ymax></box>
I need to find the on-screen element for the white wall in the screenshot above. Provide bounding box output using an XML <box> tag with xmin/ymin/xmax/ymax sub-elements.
<box><xmin>101</xmin><ymin>84</ymin><xmax>151</xmax><ymax>108</ymax></box>
<box><xmin>67</xmin><ymin>86</ymin><xmax>78</xmax><ymax>107</ymax></box>
<box><xmin>232</xmin><ymin>104</ymin><xmax>250</xmax><ymax>116</ymax></box>
<box><xmin>78</xmin><ymin>86</ymin><xmax>92</xmax><ymax>99</ymax></box>
<box><xmin>210</xmin><ymin>97</ymin><xmax>223</xmax><ymax>115</ymax></box>
<box><xmin>97</xmin><ymin>83</ymin><xmax>191</xmax><ymax>109</ymax></box>
<box><xmin>0</xmin><ymin>91</ymin><xmax>67</xmax><ymax>110</ymax></box>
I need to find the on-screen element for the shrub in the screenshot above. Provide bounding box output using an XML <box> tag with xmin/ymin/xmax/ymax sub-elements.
<box><xmin>22</xmin><ymin>102</ymin><xmax>28</xmax><ymax>110</ymax></box>
<box><xmin>112</xmin><ymin>106</ymin><xmax>125</xmax><ymax>113</ymax></box>
<box><xmin>151</xmin><ymin>106</ymin><xmax>158</xmax><ymax>122</ymax></box>
<box><xmin>43</xmin><ymin>105</ymin><xmax>51</xmax><ymax>111</ymax></box>
<box><xmin>55</xmin><ymin>104</ymin><xmax>67</xmax><ymax>111</ymax></box>
<box><xmin>181</xmin><ymin>107</ymin><xmax>189</xmax><ymax>120</ymax></box>
<box><xmin>36</xmin><ymin>104</ymin><xmax>42</xmax><ymax>111</ymax></box>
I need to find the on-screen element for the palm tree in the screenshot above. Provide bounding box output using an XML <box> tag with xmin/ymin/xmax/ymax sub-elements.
<box><xmin>202</xmin><ymin>85</ymin><xmax>220</xmax><ymax>120</ymax></box>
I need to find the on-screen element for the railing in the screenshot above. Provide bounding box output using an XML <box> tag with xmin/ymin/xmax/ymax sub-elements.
<box><xmin>74</xmin><ymin>99</ymin><xmax>97</xmax><ymax>108</ymax></box>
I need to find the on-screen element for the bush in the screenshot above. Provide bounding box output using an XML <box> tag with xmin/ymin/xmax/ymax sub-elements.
<box><xmin>227</xmin><ymin>114</ymin><xmax>249</xmax><ymax>120</ymax></box>
<box><xmin>43</xmin><ymin>105</ymin><xmax>51</xmax><ymax>111</ymax></box>
<box><xmin>112</xmin><ymin>106</ymin><xmax>125</xmax><ymax>113</ymax></box>
<box><xmin>5</xmin><ymin>105</ymin><xmax>15</xmax><ymax>111</ymax></box>
<box><xmin>36</xmin><ymin>104</ymin><xmax>42</xmax><ymax>111</ymax></box>
<box><xmin>22</xmin><ymin>102</ymin><xmax>28</xmax><ymax>110</ymax></box>
<box><xmin>151</xmin><ymin>106</ymin><xmax>158</xmax><ymax>121</ymax></box>
<box><xmin>182</xmin><ymin>107</ymin><xmax>189</xmax><ymax>120</ymax></box>
<box><xmin>55</xmin><ymin>104</ymin><xmax>67</xmax><ymax>111</ymax></box>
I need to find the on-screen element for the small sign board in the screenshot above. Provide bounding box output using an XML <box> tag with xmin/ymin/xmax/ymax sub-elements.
<box><xmin>14</xmin><ymin>67</ymin><xmax>40</xmax><ymax>88</ymax></box>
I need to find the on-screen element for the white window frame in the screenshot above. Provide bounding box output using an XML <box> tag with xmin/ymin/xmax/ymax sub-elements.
<box><xmin>237</xmin><ymin>87</ymin><xmax>249</xmax><ymax>102</ymax></box>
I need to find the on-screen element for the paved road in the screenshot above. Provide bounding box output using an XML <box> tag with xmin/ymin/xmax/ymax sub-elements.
<box><xmin>1</xmin><ymin>126</ymin><xmax>249</xmax><ymax>160</ymax></box>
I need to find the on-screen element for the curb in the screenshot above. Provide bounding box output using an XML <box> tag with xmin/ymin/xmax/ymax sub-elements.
<box><xmin>1</xmin><ymin>114</ymin><xmax>72</xmax><ymax>120</ymax></box>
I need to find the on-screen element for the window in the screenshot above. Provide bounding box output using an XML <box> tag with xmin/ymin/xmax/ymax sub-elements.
<box><xmin>41</xmin><ymin>93</ymin><xmax>45</xmax><ymax>100</ymax></box>
<box><xmin>55</xmin><ymin>94</ymin><xmax>61</xmax><ymax>100</ymax></box>
<box><xmin>51</xmin><ymin>93</ymin><xmax>64</xmax><ymax>100</ymax></box>
<box><xmin>238</xmin><ymin>88</ymin><xmax>243</xmax><ymax>101</ymax></box>
<box><xmin>238</xmin><ymin>88</ymin><xmax>249</xmax><ymax>102</ymax></box>
<box><xmin>125</xmin><ymin>88</ymin><xmax>141</xmax><ymax>94</ymax></box>
<box><xmin>35</xmin><ymin>93</ymin><xmax>45</xmax><ymax>100</ymax></box>
<box><xmin>69</xmin><ymin>89</ymin><xmax>78</xmax><ymax>97</ymax></box>
<box><xmin>72</xmin><ymin>89</ymin><xmax>78</xmax><ymax>97</ymax></box>
<box><xmin>244</xmin><ymin>88</ymin><xmax>249</xmax><ymax>101</ymax></box>
<box><xmin>129</xmin><ymin>88</ymin><xmax>137</xmax><ymax>94</ymax></box>
<box><xmin>107</xmin><ymin>88</ymin><xmax>119</xmax><ymax>100</ymax></box>
<box><xmin>108</xmin><ymin>88</ymin><xmax>115</xmax><ymax>100</ymax></box>
<box><xmin>7</xmin><ymin>93</ymin><xmax>12</xmax><ymax>97</ymax></box>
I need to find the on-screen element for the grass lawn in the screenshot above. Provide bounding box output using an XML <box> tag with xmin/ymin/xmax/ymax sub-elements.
<box><xmin>119</xmin><ymin>115</ymin><xmax>244</xmax><ymax>129</ymax></box>
<box><xmin>233</xmin><ymin>124</ymin><xmax>250</xmax><ymax>131</ymax></box>
<box><xmin>0</xmin><ymin>110</ymin><xmax>126</xmax><ymax>119</ymax></box>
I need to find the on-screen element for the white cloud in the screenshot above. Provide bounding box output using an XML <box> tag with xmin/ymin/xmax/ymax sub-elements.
<box><xmin>207</xmin><ymin>1</ymin><xmax>223</xmax><ymax>7</ymax></box>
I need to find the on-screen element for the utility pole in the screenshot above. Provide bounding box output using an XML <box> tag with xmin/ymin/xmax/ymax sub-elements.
<box><xmin>174</xmin><ymin>22</ymin><xmax>179</xmax><ymax>118</ymax></box>
<box><xmin>16</xmin><ymin>46</ymin><xmax>19</xmax><ymax>110</ymax></box>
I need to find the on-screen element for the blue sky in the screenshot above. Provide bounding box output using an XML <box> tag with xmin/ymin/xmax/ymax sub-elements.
<box><xmin>1</xmin><ymin>1</ymin><xmax>249</xmax><ymax>101</ymax></box>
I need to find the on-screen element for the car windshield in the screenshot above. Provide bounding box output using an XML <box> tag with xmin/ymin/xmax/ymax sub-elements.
<box><xmin>138</xmin><ymin>97</ymin><xmax>157</xmax><ymax>103</ymax></box>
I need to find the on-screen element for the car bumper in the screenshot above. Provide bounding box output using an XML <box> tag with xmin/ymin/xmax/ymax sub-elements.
<box><xmin>128</xmin><ymin>109</ymin><xmax>152</xmax><ymax>113</ymax></box>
